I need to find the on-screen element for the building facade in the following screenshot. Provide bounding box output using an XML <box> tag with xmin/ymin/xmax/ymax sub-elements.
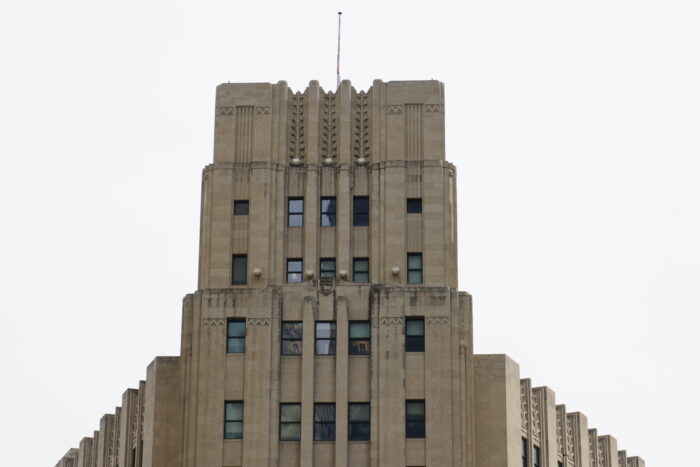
<box><xmin>55</xmin><ymin>80</ymin><xmax>644</xmax><ymax>467</ymax></box>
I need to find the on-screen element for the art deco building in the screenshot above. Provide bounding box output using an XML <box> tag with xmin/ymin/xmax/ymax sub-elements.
<box><xmin>55</xmin><ymin>80</ymin><xmax>645</xmax><ymax>467</ymax></box>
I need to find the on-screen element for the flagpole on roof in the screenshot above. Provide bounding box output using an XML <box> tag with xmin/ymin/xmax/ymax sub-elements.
<box><xmin>336</xmin><ymin>12</ymin><xmax>342</xmax><ymax>88</ymax></box>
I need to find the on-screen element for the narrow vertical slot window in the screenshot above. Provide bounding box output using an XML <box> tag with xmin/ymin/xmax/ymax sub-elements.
<box><xmin>352</xmin><ymin>258</ymin><xmax>369</xmax><ymax>283</ymax></box>
<box><xmin>224</xmin><ymin>402</ymin><xmax>243</xmax><ymax>439</ymax></box>
<box><xmin>405</xmin><ymin>318</ymin><xmax>424</xmax><ymax>352</ymax></box>
<box><xmin>405</xmin><ymin>400</ymin><xmax>425</xmax><ymax>438</ymax></box>
<box><xmin>348</xmin><ymin>403</ymin><xmax>370</xmax><ymax>441</ymax></box>
<box><xmin>280</xmin><ymin>403</ymin><xmax>301</xmax><ymax>441</ymax></box>
<box><xmin>353</xmin><ymin>196</ymin><xmax>369</xmax><ymax>226</ymax></box>
<box><xmin>232</xmin><ymin>255</ymin><xmax>247</xmax><ymax>285</ymax></box>
<box><xmin>407</xmin><ymin>253</ymin><xmax>422</xmax><ymax>284</ymax></box>
<box><xmin>288</xmin><ymin>197</ymin><xmax>304</xmax><ymax>227</ymax></box>
<box><xmin>226</xmin><ymin>319</ymin><xmax>246</xmax><ymax>353</ymax></box>
<box><xmin>281</xmin><ymin>321</ymin><xmax>303</xmax><ymax>356</ymax></box>
<box><xmin>349</xmin><ymin>321</ymin><xmax>370</xmax><ymax>355</ymax></box>
<box><xmin>320</xmin><ymin>197</ymin><xmax>336</xmax><ymax>227</ymax></box>
<box><xmin>314</xmin><ymin>403</ymin><xmax>336</xmax><ymax>441</ymax></box>
<box><xmin>315</xmin><ymin>322</ymin><xmax>336</xmax><ymax>355</ymax></box>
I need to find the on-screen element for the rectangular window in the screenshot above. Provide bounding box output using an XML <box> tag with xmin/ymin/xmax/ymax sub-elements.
<box><xmin>224</xmin><ymin>401</ymin><xmax>243</xmax><ymax>439</ymax></box>
<box><xmin>281</xmin><ymin>321</ymin><xmax>303</xmax><ymax>355</ymax></box>
<box><xmin>349</xmin><ymin>321</ymin><xmax>370</xmax><ymax>355</ymax></box>
<box><xmin>315</xmin><ymin>321</ymin><xmax>336</xmax><ymax>355</ymax></box>
<box><xmin>534</xmin><ymin>445</ymin><xmax>541</xmax><ymax>467</ymax></box>
<box><xmin>280</xmin><ymin>403</ymin><xmax>301</xmax><ymax>441</ymax></box>
<box><xmin>353</xmin><ymin>258</ymin><xmax>369</xmax><ymax>283</ymax></box>
<box><xmin>521</xmin><ymin>437</ymin><xmax>528</xmax><ymax>467</ymax></box>
<box><xmin>407</xmin><ymin>253</ymin><xmax>423</xmax><ymax>284</ymax></box>
<box><xmin>320</xmin><ymin>258</ymin><xmax>336</xmax><ymax>278</ymax></box>
<box><xmin>233</xmin><ymin>200</ymin><xmax>249</xmax><ymax>215</ymax></box>
<box><xmin>320</xmin><ymin>197</ymin><xmax>336</xmax><ymax>227</ymax></box>
<box><xmin>287</xmin><ymin>258</ymin><xmax>303</xmax><ymax>283</ymax></box>
<box><xmin>314</xmin><ymin>403</ymin><xmax>335</xmax><ymax>441</ymax></box>
<box><xmin>232</xmin><ymin>255</ymin><xmax>247</xmax><ymax>285</ymax></box>
<box><xmin>226</xmin><ymin>319</ymin><xmax>246</xmax><ymax>353</ymax></box>
<box><xmin>407</xmin><ymin>198</ymin><xmax>422</xmax><ymax>213</ymax></box>
<box><xmin>353</xmin><ymin>196</ymin><xmax>369</xmax><ymax>226</ymax></box>
<box><xmin>558</xmin><ymin>462</ymin><xmax>563</xmax><ymax>467</ymax></box>
<box><xmin>348</xmin><ymin>403</ymin><xmax>370</xmax><ymax>441</ymax></box>
<box><xmin>405</xmin><ymin>318</ymin><xmax>425</xmax><ymax>352</ymax></box>
<box><xmin>288</xmin><ymin>197</ymin><xmax>304</xmax><ymax>227</ymax></box>
<box><xmin>406</xmin><ymin>400</ymin><xmax>425</xmax><ymax>438</ymax></box>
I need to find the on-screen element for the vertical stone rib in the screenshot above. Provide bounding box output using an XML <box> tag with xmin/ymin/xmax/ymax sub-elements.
<box><xmin>235</xmin><ymin>106</ymin><xmax>253</xmax><ymax>163</ymax></box>
<box><xmin>405</xmin><ymin>104</ymin><xmax>423</xmax><ymax>160</ymax></box>
<box><xmin>335</xmin><ymin>298</ymin><xmax>349</xmax><ymax>467</ymax></box>
<box><xmin>300</xmin><ymin>298</ymin><xmax>316</xmax><ymax>466</ymax></box>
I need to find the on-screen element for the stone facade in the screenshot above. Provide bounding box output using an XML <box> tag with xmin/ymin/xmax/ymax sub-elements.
<box><xmin>55</xmin><ymin>80</ymin><xmax>644</xmax><ymax>467</ymax></box>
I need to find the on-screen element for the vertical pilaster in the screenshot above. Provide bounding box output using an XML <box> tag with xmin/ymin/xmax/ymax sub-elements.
<box><xmin>335</xmin><ymin>297</ymin><xmax>349</xmax><ymax>467</ymax></box>
<box><xmin>300</xmin><ymin>298</ymin><xmax>316</xmax><ymax>466</ymax></box>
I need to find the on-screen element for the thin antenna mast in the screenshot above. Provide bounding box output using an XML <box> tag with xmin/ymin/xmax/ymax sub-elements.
<box><xmin>336</xmin><ymin>12</ymin><xmax>342</xmax><ymax>88</ymax></box>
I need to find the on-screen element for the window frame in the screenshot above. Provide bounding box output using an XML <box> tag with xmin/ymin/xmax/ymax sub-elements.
<box><xmin>406</xmin><ymin>198</ymin><xmax>422</xmax><ymax>214</ymax></box>
<box><xmin>287</xmin><ymin>197</ymin><xmax>304</xmax><ymax>227</ymax></box>
<box><xmin>226</xmin><ymin>319</ymin><xmax>246</xmax><ymax>354</ymax></box>
<box><xmin>349</xmin><ymin>321</ymin><xmax>370</xmax><ymax>355</ymax></box>
<box><xmin>232</xmin><ymin>254</ymin><xmax>247</xmax><ymax>285</ymax></box>
<box><xmin>405</xmin><ymin>317</ymin><xmax>425</xmax><ymax>352</ymax></box>
<box><xmin>533</xmin><ymin>445</ymin><xmax>541</xmax><ymax>467</ymax></box>
<box><xmin>314</xmin><ymin>403</ymin><xmax>336</xmax><ymax>441</ymax></box>
<box><xmin>233</xmin><ymin>200</ymin><xmax>249</xmax><ymax>215</ymax></box>
<box><xmin>224</xmin><ymin>401</ymin><xmax>244</xmax><ymax>439</ymax></box>
<box><xmin>315</xmin><ymin>321</ymin><xmax>337</xmax><ymax>355</ymax></box>
<box><xmin>286</xmin><ymin>258</ymin><xmax>303</xmax><ymax>283</ymax></box>
<box><xmin>407</xmin><ymin>253</ymin><xmax>423</xmax><ymax>284</ymax></box>
<box><xmin>353</xmin><ymin>196</ymin><xmax>369</xmax><ymax>226</ymax></box>
<box><xmin>319</xmin><ymin>258</ymin><xmax>336</xmax><ymax>278</ymax></box>
<box><xmin>352</xmin><ymin>258</ymin><xmax>369</xmax><ymax>283</ymax></box>
<box><xmin>521</xmin><ymin>437</ymin><xmax>528</xmax><ymax>467</ymax></box>
<box><xmin>279</xmin><ymin>403</ymin><xmax>302</xmax><ymax>441</ymax></box>
<box><xmin>320</xmin><ymin>197</ymin><xmax>336</xmax><ymax>227</ymax></box>
<box><xmin>405</xmin><ymin>400</ymin><xmax>425</xmax><ymax>439</ymax></box>
<box><xmin>281</xmin><ymin>321</ymin><xmax>303</xmax><ymax>356</ymax></box>
<box><xmin>348</xmin><ymin>402</ymin><xmax>370</xmax><ymax>441</ymax></box>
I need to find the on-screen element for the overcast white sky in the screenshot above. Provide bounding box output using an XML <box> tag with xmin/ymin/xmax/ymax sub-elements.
<box><xmin>1</xmin><ymin>0</ymin><xmax>698</xmax><ymax>465</ymax></box>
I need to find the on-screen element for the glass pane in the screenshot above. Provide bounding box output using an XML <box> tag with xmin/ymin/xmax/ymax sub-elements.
<box><xmin>407</xmin><ymin>270</ymin><xmax>422</xmax><ymax>284</ymax></box>
<box><xmin>234</xmin><ymin>200</ymin><xmax>249</xmax><ymax>215</ymax></box>
<box><xmin>288</xmin><ymin>213</ymin><xmax>303</xmax><ymax>227</ymax></box>
<box><xmin>353</xmin><ymin>197</ymin><xmax>368</xmax><ymax>212</ymax></box>
<box><xmin>280</xmin><ymin>404</ymin><xmax>301</xmax><ymax>422</ymax></box>
<box><xmin>282</xmin><ymin>339</ymin><xmax>302</xmax><ymax>355</ymax></box>
<box><xmin>316</xmin><ymin>322</ymin><xmax>336</xmax><ymax>338</ymax></box>
<box><xmin>407</xmin><ymin>254</ymin><xmax>422</xmax><ymax>269</ymax></box>
<box><xmin>349</xmin><ymin>403</ymin><xmax>370</xmax><ymax>421</ymax></box>
<box><xmin>315</xmin><ymin>404</ymin><xmax>335</xmax><ymax>421</ymax></box>
<box><xmin>224</xmin><ymin>421</ymin><xmax>243</xmax><ymax>439</ymax></box>
<box><xmin>288</xmin><ymin>199</ymin><xmax>303</xmax><ymax>213</ymax></box>
<box><xmin>280</xmin><ymin>423</ymin><xmax>301</xmax><ymax>441</ymax></box>
<box><xmin>314</xmin><ymin>422</ymin><xmax>335</xmax><ymax>441</ymax></box>
<box><xmin>282</xmin><ymin>322</ymin><xmax>302</xmax><ymax>339</ymax></box>
<box><xmin>353</xmin><ymin>259</ymin><xmax>368</xmax><ymax>272</ymax></box>
<box><xmin>406</xmin><ymin>420</ymin><xmax>425</xmax><ymax>438</ymax></box>
<box><xmin>288</xmin><ymin>260</ymin><xmax>302</xmax><ymax>272</ymax></box>
<box><xmin>406</xmin><ymin>401</ymin><xmax>424</xmax><ymax>418</ymax></box>
<box><xmin>407</xmin><ymin>198</ymin><xmax>422</xmax><ymax>213</ymax></box>
<box><xmin>353</xmin><ymin>272</ymin><xmax>369</xmax><ymax>283</ymax></box>
<box><xmin>321</xmin><ymin>213</ymin><xmax>336</xmax><ymax>227</ymax></box>
<box><xmin>349</xmin><ymin>322</ymin><xmax>370</xmax><ymax>338</ymax></box>
<box><xmin>406</xmin><ymin>319</ymin><xmax>424</xmax><ymax>336</ymax></box>
<box><xmin>227</xmin><ymin>337</ymin><xmax>245</xmax><ymax>353</ymax></box>
<box><xmin>226</xmin><ymin>402</ymin><xmax>243</xmax><ymax>421</ymax></box>
<box><xmin>315</xmin><ymin>339</ymin><xmax>336</xmax><ymax>355</ymax></box>
<box><xmin>321</xmin><ymin>198</ymin><xmax>336</xmax><ymax>213</ymax></box>
<box><xmin>287</xmin><ymin>272</ymin><xmax>302</xmax><ymax>283</ymax></box>
<box><xmin>350</xmin><ymin>339</ymin><xmax>370</xmax><ymax>355</ymax></box>
<box><xmin>353</xmin><ymin>212</ymin><xmax>368</xmax><ymax>226</ymax></box>
<box><xmin>406</xmin><ymin>336</ymin><xmax>424</xmax><ymax>352</ymax></box>
<box><xmin>232</xmin><ymin>256</ymin><xmax>247</xmax><ymax>285</ymax></box>
<box><xmin>320</xmin><ymin>259</ymin><xmax>335</xmax><ymax>271</ymax></box>
<box><xmin>349</xmin><ymin>422</ymin><xmax>370</xmax><ymax>441</ymax></box>
<box><xmin>227</xmin><ymin>321</ymin><xmax>246</xmax><ymax>337</ymax></box>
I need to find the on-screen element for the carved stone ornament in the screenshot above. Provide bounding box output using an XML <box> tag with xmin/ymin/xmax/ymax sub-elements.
<box><xmin>203</xmin><ymin>318</ymin><xmax>226</xmax><ymax>328</ymax></box>
<box><xmin>319</xmin><ymin>277</ymin><xmax>335</xmax><ymax>296</ymax></box>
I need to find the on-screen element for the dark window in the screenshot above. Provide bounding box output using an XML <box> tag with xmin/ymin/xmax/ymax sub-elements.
<box><xmin>280</xmin><ymin>403</ymin><xmax>301</xmax><ymax>441</ymax></box>
<box><xmin>534</xmin><ymin>445</ymin><xmax>541</xmax><ymax>467</ymax></box>
<box><xmin>288</xmin><ymin>198</ymin><xmax>304</xmax><ymax>227</ymax></box>
<box><xmin>232</xmin><ymin>255</ymin><xmax>247</xmax><ymax>285</ymax></box>
<box><xmin>353</xmin><ymin>196</ymin><xmax>369</xmax><ymax>226</ymax></box>
<box><xmin>287</xmin><ymin>258</ymin><xmax>303</xmax><ymax>283</ymax></box>
<box><xmin>558</xmin><ymin>462</ymin><xmax>563</xmax><ymax>467</ymax></box>
<box><xmin>224</xmin><ymin>401</ymin><xmax>243</xmax><ymax>439</ymax></box>
<box><xmin>226</xmin><ymin>319</ymin><xmax>246</xmax><ymax>353</ymax></box>
<box><xmin>233</xmin><ymin>200</ymin><xmax>249</xmax><ymax>215</ymax></box>
<box><xmin>349</xmin><ymin>403</ymin><xmax>370</xmax><ymax>441</ymax></box>
<box><xmin>281</xmin><ymin>321</ymin><xmax>303</xmax><ymax>355</ymax></box>
<box><xmin>406</xmin><ymin>400</ymin><xmax>425</xmax><ymax>438</ymax></box>
<box><xmin>314</xmin><ymin>403</ymin><xmax>335</xmax><ymax>441</ymax></box>
<box><xmin>320</xmin><ymin>258</ymin><xmax>336</xmax><ymax>278</ymax></box>
<box><xmin>321</xmin><ymin>197</ymin><xmax>336</xmax><ymax>227</ymax></box>
<box><xmin>315</xmin><ymin>322</ymin><xmax>336</xmax><ymax>355</ymax></box>
<box><xmin>407</xmin><ymin>253</ymin><xmax>422</xmax><ymax>284</ymax></box>
<box><xmin>405</xmin><ymin>318</ymin><xmax>424</xmax><ymax>352</ymax></box>
<box><xmin>353</xmin><ymin>258</ymin><xmax>369</xmax><ymax>283</ymax></box>
<box><xmin>407</xmin><ymin>198</ymin><xmax>422</xmax><ymax>213</ymax></box>
<box><xmin>349</xmin><ymin>321</ymin><xmax>370</xmax><ymax>355</ymax></box>
<box><xmin>522</xmin><ymin>437</ymin><xmax>528</xmax><ymax>467</ymax></box>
